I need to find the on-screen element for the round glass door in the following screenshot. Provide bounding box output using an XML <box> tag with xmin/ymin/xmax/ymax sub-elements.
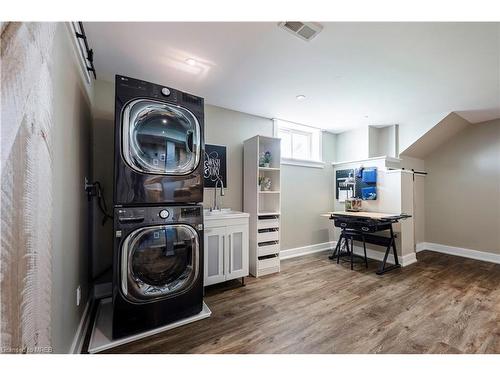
<box><xmin>122</xmin><ymin>99</ymin><xmax>201</xmax><ymax>175</ymax></box>
<box><xmin>121</xmin><ymin>224</ymin><xmax>199</xmax><ymax>302</ymax></box>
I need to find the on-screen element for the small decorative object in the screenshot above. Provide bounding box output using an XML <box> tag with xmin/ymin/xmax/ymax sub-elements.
<box><xmin>261</xmin><ymin>176</ymin><xmax>272</xmax><ymax>191</ymax></box>
<box><xmin>259</xmin><ymin>151</ymin><xmax>272</xmax><ymax>168</ymax></box>
<box><xmin>345</xmin><ymin>198</ymin><xmax>362</xmax><ymax>212</ymax></box>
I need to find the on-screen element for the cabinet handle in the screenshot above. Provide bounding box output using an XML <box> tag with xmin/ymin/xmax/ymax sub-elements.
<box><xmin>228</xmin><ymin>233</ymin><xmax>231</xmax><ymax>273</ymax></box>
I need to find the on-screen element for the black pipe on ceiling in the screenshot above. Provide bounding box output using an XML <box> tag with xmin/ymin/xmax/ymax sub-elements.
<box><xmin>74</xmin><ymin>21</ymin><xmax>96</xmax><ymax>80</ymax></box>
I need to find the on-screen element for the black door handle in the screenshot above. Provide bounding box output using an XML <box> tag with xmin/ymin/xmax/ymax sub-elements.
<box><xmin>186</xmin><ymin>130</ymin><xmax>194</xmax><ymax>153</ymax></box>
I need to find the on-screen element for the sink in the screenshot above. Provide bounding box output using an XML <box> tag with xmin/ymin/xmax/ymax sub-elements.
<box><xmin>204</xmin><ymin>208</ymin><xmax>235</xmax><ymax>216</ymax></box>
<box><xmin>203</xmin><ymin>208</ymin><xmax>249</xmax><ymax>219</ymax></box>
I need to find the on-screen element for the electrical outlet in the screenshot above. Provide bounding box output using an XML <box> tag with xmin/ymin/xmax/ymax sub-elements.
<box><xmin>76</xmin><ymin>285</ymin><xmax>81</xmax><ymax>306</ymax></box>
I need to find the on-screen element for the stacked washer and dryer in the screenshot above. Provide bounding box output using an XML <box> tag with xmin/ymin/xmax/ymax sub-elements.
<box><xmin>112</xmin><ymin>75</ymin><xmax>205</xmax><ymax>339</ymax></box>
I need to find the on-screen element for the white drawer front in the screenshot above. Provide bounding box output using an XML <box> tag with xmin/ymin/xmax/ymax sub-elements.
<box><xmin>257</xmin><ymin>243</ymin><xmax>280</xmax><ymax>257</ymax></box>
<box><xmin>258</xmin><ymin>255</ymin><xmax>280</xmax><ymax>270</ymax></box>
<box><xmin>257</xmin><ymin>230</ymin><xmax>279</xmax><ymax>243</ymax></box>
<box><xmin>257</xmin><ymin>218</ymin><xmax>280</xmax><ymax>230</ymax></box>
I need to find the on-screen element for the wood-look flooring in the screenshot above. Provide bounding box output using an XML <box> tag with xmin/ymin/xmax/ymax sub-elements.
<box><xmin>101</xmin><ymin>250</ymin><xmax>500</xmax><ymax>354</ymax></box>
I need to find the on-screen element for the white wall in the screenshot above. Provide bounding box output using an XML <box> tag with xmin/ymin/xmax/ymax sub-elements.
<box><xmin>51</xmin><ymin>24</ymin><xmax>92</xmax><ymax>353</ymax></box>
<box><xmin>339</xmin><ymin>125</ymin><xmax>398</xmax><ymax>161</ymax></box>
<box><xmin>377</xmin><ymin>125</ymin><xmax>398</xmax><ymax>157</ymax></box>
<box><xmin>335</xmin><ymin>127</ymin><xmax>369</xmax><ymax>162</ymax></box>
<box><xmin>398</xmin><ymin>112</ymin><xmax>448</xmax><ymax>154</ymax></box>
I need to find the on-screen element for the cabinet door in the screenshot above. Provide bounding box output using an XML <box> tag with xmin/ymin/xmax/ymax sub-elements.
<box><xmin>204</xmin><ymin>226</ymin><xmax>226</xmax><ymax>286</ymax></box>
<box><xmin>225</xmin><ymin>224</ymin><xmax>249</xmax><ymax>280</ymax></box>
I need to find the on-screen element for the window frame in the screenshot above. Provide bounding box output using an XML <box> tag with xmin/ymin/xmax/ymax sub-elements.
<box><xmin>273</xmin><ymin>119</ymin><xmax>325</xmax><ymax>168</ymax></box>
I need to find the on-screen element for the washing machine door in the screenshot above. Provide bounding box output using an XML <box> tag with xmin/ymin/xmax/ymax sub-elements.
<box><xmin>121</xmin><ymin>224</ymin><xmax>200</xmax><ymax>302</ymax></box>
<box><xmin>122</xmin><ymin>99</ymin><xmax>201</xmax><ymax>175</ymax></box>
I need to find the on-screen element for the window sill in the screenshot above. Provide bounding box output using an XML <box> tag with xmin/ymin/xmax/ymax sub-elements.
<box><xmin>280</xmin><ymin>158</ymin><xmax>325</xmax><ymax>169</ymax></box>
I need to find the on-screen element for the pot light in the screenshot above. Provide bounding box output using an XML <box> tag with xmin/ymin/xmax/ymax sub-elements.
<box><xmin>296</xmin><ymin>95</ymin><xmax>306</xmax><ymax>100</ymax></box>
<box><xmin>185</xmin><ymin>58</ymin><xmax>197</xmax><ymax>66</ymax></box>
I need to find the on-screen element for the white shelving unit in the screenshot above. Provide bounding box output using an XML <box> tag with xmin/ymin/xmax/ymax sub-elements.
<box><xmin>243</xmin><ymin>135</ymin><xmax>281</xmax><ymax>277</ymax></box>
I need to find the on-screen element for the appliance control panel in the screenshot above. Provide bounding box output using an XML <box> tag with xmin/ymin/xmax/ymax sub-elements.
<box><xmin>116</xmin><ymin>208</ymin><xmax>146</xmax><ymax>224</ymax></box>
<box><xmin>115</xmin><ymin>205</ymin><xmax>202</xmax><ymax>226</ymax></box>
<box><xmin>117</xmin><ymin>75</ymin><xmax>178</xmax><ymax>102</ymax></box>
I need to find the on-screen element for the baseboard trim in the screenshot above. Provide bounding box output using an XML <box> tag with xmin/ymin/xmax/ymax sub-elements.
<box><xmin>351</xmin><ymin>246</ymin><xmax>417</xmax><ymax>267</ymax></box>
<box><xmin>280</xmin><ymin>241</ymin><xmax>335</xmax><ymax>260</ymax></box>
<box><xmin>416</xmin><ymin>242</ymin><xmax>500</xmax><ymax>264</ymax></box>
<box><xmin>280</xmin><ymin>240</ymin><xmax>417</xmax><ymax>267</ymax></box>
<box><xmin>69</xmin><ymin>298</ymin><xmax>92</xmax><ymax>354</ymax></box>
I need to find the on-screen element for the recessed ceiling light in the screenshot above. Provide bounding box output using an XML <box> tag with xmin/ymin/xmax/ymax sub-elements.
<box><xmin>185</xmin><ymin>58</ymin><xmax>197</xmax><ymax>66</ymax></box>
<box><xmin>296</xmin><ymin>95</ymin><xmax>306</xmax><ymax>100</ymax></box>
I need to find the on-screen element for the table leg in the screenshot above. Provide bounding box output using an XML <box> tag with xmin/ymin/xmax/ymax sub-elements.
<box><xmin>376</xmin><ymin>224</ymin><xmax>402</xmax><ymax>275</ymax></box>
<box><xmin>350</xmin><ymin>236</ymin><xmax>354</xmax><ymax>270</ymax></box>
<box><xmin>329</xmin><ymin>234</ymin><xmax>342</xmax><ymax>260</ymax></box>
<box><xmin>339</xmin><ymin>233</ymin><xmax>347</xmax><ymax>264</ymax></box>
<box><xmin>362</xmin><ymin>234</ymin><xmax>368</xmax><ymax>268</ymax></box>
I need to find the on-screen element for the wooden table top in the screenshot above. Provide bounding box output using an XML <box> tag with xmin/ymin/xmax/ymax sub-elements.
<box><xmin>320</xmin><ymin>211</ymin><xmax>401</xmax><ymax>219</ymax></box>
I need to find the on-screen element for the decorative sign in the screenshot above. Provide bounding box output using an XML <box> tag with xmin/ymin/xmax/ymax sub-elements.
<box><xmin>204</xmin><ymin>144</ymin><xmax>227</xmax><ymax>188</ymax></box>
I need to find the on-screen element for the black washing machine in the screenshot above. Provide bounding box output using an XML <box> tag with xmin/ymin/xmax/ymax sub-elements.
<box><xmin>112</xmin><ymin>204</ymin><xmax>204</xmax><ymax>339</ymax></box>
<box><xmin>114</xmin><ymin>75</ymin><xmax>204</xmax><ymax>206</ymax></box>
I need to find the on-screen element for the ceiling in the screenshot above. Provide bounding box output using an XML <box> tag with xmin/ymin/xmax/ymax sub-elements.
<box><xmin>85</xmin><ymin>22</ymin><xmax>500</xmax><ymax>132</ymax></box>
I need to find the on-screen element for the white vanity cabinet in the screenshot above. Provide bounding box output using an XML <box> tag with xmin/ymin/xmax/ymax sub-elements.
<box><xmin>203</xmin><ymin>211</ymin><xmax>250</xmax><ymax>287</ymax></box>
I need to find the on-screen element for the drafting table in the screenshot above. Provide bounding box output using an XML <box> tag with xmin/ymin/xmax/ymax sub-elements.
<box><xmin>322</xmin><ymin>211</ymin><xmax>411</xmax><ymax>275</ymax></box>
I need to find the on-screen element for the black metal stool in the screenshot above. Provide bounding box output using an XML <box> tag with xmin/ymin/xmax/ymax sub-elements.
<box><xmin>329</xmin><ymin>228</ymin><xmax>368</xmax><ymax>270</ymax></box>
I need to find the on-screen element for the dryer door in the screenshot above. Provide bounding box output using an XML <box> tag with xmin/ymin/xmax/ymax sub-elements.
<box><xmin>121</xmin><ymin>224</ymin><xmax>200</xmax><ymax>302</ymax></box>
<box><xmin>122</xmin><ymin>99</ymin><xmax>201</xmax><ymax>175</ymax></box>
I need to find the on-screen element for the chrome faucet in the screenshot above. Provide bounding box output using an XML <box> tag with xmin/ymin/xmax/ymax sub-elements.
<box><xmin>211</xmin><ymin>176</ymin><xmax>225</xmax><ymax>211</ymax></box>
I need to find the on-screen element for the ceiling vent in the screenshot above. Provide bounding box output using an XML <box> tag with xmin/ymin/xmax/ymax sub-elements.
<box><xmin>278</xmin><ymin>22</ymin><xmax>323</xmax><ymax>41</ymax></box>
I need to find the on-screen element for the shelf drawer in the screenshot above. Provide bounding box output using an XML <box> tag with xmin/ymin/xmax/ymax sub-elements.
<box><xmin>257</xmin><ymin>218</ymin><xmax>280</xmax><ymax>230</ymax></box>
<box><xmin>257</xmin><ymin>230</ymin><xmax>279</xmax><ymax>243</ymax></box>
<box><xmin>257</xmin><ymin>242</ymin><xmax>280</xmax><ymax>257</ymax></box>
<box><xmin>258</xmin><ymin>254</ymin><xmax>280</xmax><ymax>271</ymax></box>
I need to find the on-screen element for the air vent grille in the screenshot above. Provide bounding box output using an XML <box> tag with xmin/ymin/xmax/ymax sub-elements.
<box><xmin>284</xmin><ymin>22</ymin><xmax>303</xmax><ymax>32</ymax></box>
<box><xmin>278</xmin><ymin>22</ymin><xmax>323</xmax><ymax>41</ymax></box>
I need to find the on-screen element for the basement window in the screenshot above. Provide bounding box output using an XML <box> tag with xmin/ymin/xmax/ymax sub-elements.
<box><xmin>273</xmin><ymin>119</ymin><xmax>324</xmax><ymax>168</ymax></box>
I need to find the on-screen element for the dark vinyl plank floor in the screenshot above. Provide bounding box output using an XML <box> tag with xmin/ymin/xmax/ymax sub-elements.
<box><xmin>100</xmin><ymin>250</ymin><xmax>500</xmax><ymax>354</ymax></box>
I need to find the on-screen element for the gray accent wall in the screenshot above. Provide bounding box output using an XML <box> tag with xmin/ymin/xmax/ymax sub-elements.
<box><xmin>202</xmin><ymin>105</ymin><xmax>272</xmax><ymax>211</ymax></box>
<box><xmin>280</xmin><ymin>135</ymin><xmax>336</xmax><ymax>250</ymax></box>
<box><xmin>91</xmin><ymin>79</ymin><xmax>114</xmax><ymax>279</ymax></box>
<box><xmin>424</xmin><ymin>119</ymin><xmax>500</xmax><ymax>253</ymax></box>
<box><xmin>51</xmin><ymin>24</ymin><xmax>92</xmax><ymax>353</ymax></box>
